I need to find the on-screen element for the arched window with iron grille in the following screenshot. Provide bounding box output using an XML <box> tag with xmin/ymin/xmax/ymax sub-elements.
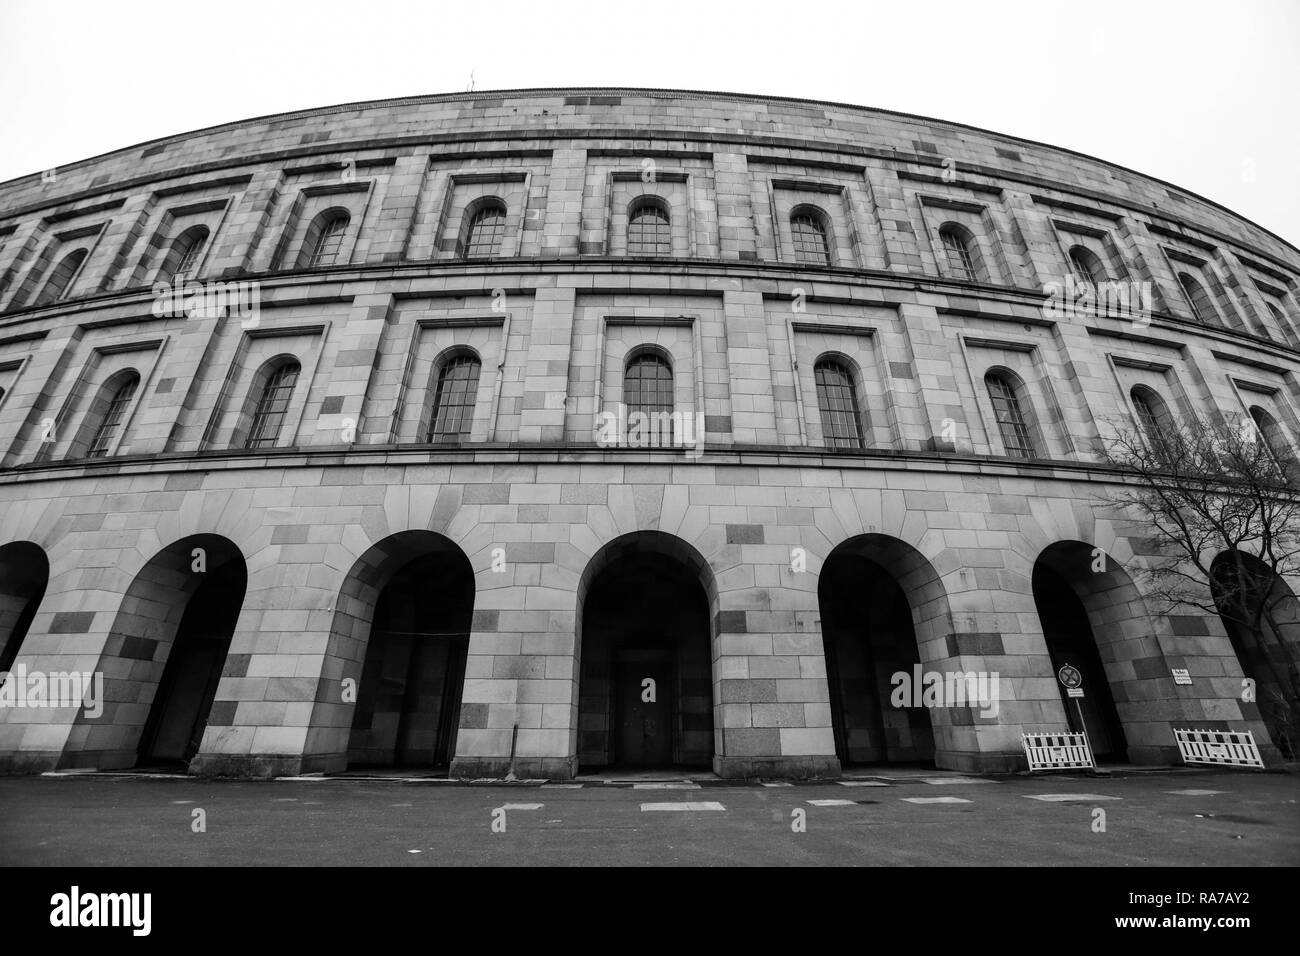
<box><xmin>790</xmin><ymin>206</ymin><xmax>831</xmax><ymax>266</ymax></box>
<box><xmin>245</xmin><ymin>360</ymin><xmax>301</xmax><ymax>449</ymax></box>
<box><xmin>938</xmin><ymin>223</ymin><xmax>979</xmax><ymax>282</ymax></box>
<box><xmin>1129</xmin><ymin>385</ymin><xmax>1171</xmax><ymax>446</ymax></box>
<box><xmin>814</xmin><ymin>358</ymin><xmax>864</xmax><ymax>449</ymax></box>
<box><xmin>300</xmin><ymin>209</ymin><xmax>351</xmax><ymax>269</ymax></box>
<box><xmin>159</xmin><ymin>225</ymin><xmax>210</xmax><ymax>283</ymax></box>
<box><xmin>1250</xmin><ymin>405</ymin><xmax>1291</xmax><ymax>464</ymax></box>
<box><xmin>427</xmin><ymin>352</ymin><xmax>482</xmax><ymax>442</ymax></box>
<box><xmin>985</xmin><ymin>370</ymin><xmax>1037</xmax><ymax>458</ymax></box>
<box><xmin>628</xmin><ymin>199</ymin><xmax>671</xmax><ymax>256</ymax></box>
<box><xmin>1178</xmin><ymin>272</ymin><xmax>1218</xmax><ymax>324</ymax></box>
<box><xmin>85</xmin><ymin>371</ymin><xmax>140</xmax><ymax>459</ymax></box>
<box><xmin>1068</xmin><ymin>245</ymin><xmax>1106</xmax><ymax>286</ymax></box>
<box><xmin>33</xmin><ymin>248</ymin><xmax>88</xmax><ymax>306</ymax></box>
<box><xmin>624</xmin><ymin>350</ymin><xmax>674</xmax><ymax>445</ymax></box>
<box><xmin>462</xmin><ymin>200</ymin><xmax>507</xmax><ymax>258</ymax></box>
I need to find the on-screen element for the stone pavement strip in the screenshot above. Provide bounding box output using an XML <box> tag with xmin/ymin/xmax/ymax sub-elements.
<box><xmin>1</xmin><ymin>768</ymin><xmax>1295</xmax><ymax>866</ymax></box>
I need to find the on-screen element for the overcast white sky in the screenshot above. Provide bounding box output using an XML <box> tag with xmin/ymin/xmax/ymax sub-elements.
<box><xmin>0</xmin><ymin>0</ymin><xmax>1296</xmax><ymax>246</ymax></box>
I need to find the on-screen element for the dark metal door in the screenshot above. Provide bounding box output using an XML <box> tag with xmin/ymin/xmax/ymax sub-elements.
<box><xmin>616</xmin><ymin>662</ymin><xmax>672</xmax><ymax>767</ymax></box>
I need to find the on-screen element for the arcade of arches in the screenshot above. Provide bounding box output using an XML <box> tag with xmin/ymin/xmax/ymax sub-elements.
<box><xmin>1</xmin><ymin>529</ymin><xmax>1296</xmax><ymax>775</ymax></box>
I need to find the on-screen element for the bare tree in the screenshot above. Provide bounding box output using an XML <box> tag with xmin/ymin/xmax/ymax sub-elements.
<box><xmin>1097</xmin><ymin>411</ymin><xmax>1300</xmax><ymax>756</ymax></box>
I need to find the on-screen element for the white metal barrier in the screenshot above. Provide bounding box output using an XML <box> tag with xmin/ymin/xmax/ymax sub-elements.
<box><xmin>1022</xmin><ymin>732</ymin><xmax>1095</xmax><ymax>771</ymax></box>
<box><xmin>1173</xmin><ymin>729</ymin><xmax>1265</xmax><ymax>769</ymax></box>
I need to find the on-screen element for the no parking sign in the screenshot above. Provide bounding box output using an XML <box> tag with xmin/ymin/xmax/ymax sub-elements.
<box><xmin>1058</xmin><ymin>664</ymin><xmax>1084</xmax><ymax>698</ymax></box>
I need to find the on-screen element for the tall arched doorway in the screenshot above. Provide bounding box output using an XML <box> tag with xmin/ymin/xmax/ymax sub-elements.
<box><xmin>344</xmin><ymin>533</ymin><xmax>474</xmax><ymax>770</ymax></box>
<box><xmin>137</xmin><ymin>541</ymin><xmax>246</xmax><ymax>767</ymax></box>
<box><xmin>0</xmin><ymin>541</ymin><xmax>49</xmax><ymax>676</ymax></box>
<box><xmin>819</xmin><ymin>536</ymin><xmax>937</xmax><ymax>767</ymax></box>
<box><xmin>1210</xmin><ymin>550</ymin><xmax>1300</xmax><ymax>758</ymax></box>
<box><xmin>1032</xmin><ymin>541</ymin><xmax>1135</xmax><ymax>762</ymax></box>
<box><xmin>577</xmin><ymin>532</ymin><xmax>714</xmax><ymax>772</ymax></box>
<box><xmin>73</xmin><ymin>533</ymin><xmax>247</xmax><ymax>770</ymax></box>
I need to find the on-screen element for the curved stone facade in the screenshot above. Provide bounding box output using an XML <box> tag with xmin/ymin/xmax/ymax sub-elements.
<box><xmin>0</xmin><ymin>88</ymin><xmax>1297</xmax><ymax>778</ymax></box>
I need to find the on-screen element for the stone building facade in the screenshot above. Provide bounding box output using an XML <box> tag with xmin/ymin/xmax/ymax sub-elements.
<box><xmin>0</xmin><ymin>88</ymin><xmax>1297</xmax><ymax>779</ymax></box>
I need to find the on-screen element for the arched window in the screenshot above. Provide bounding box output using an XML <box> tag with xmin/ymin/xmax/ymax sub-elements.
<box><xmin>159</xmin><ymin>225</ymin><xmax>210</xmax><ymax>282</ymax></box>
<box><xmin>790</xmin><ymin>207</ymin><xmax>831</xmax><ymax>266</ymax></box>
<box><xmin>1178</xmin><ymin>272</ymin><xmax>1217</xmax><ymax>324</ymax></box>
<box><xmin>1068</xmin><ymin>245</ymin><xmax>1106</xmax><ymax>286</ymax></box>
<box><xmin>1129</xmin><ymin>386</ymin><xmax>1170</xmax><ymax>444</ymax></box>
<box><xmin>1266</xmin><ymin>302</ymin><xmax>1291</xmax><ymax>340</ymax></box>
<box><xmin>300</xmin><ymin>209</ymin><xmax>350</xmax><ymax>269</ymax></box>
<box><xmin>814</xmin><ymin>359</ymin><xmax>864</xmax><ymax>449</ymax></box>
<box><xmin>624</xmin><ymin>350</ymin><xmax>674</xmax><ymax>444</ymax></box>
<box><xmin>86</xmin><ymin>372</ymin><xmax>140</xmax><ymax>458</ymax></box>
<box><xmin>245</xmin><ymin>360</ymin><xmax>300</xmax><ymax>449</ymax></box>
<box><xmin>628</xmin><ymin>199</ymin><xmax>671</xmax><ymax>256</ymax></box>
<box><xmin>33</xmin><ymin>248</ymin><xmax>88</xmax><ymax>306</ymax></box>
<box><xmin>463</xmin><ymin>200</ymin><xmax>507</xmax><ymax>258</ymax></box>
<box><xmin>985</xmin><ymin>370</ymin><xmax>1037</xmax><ymax>458</ymax></box>
<box><xmin>938</xmin><ymin>224</ymin><xmax>978</xmax><ymax>282</ymax></box>
<box><xmin>427</xmin><ymin>352</ymin><xmax>482</xmax><ymax>442</ymax></box>
<box><xmin>1249</xmin><ymin>406</ymin><xmax>1290</xmax><ymax>463</ymax></box>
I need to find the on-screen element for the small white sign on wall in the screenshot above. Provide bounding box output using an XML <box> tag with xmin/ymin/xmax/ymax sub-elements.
<box><xmin>1171</xmin><ymin>668</ymin><xmax>1192</xmax><ymax>685</ymax></box>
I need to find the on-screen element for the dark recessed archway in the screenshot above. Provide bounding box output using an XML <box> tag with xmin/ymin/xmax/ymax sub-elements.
<box><xmin>329</xmin><ymin>531</ymin><xmax>475</xmax><ymax>772</ymax></box>
<box><xmin>1209</xmin><ymin>550</ymin><xmax>1300</xmax><ymax>757</ymax></box>
<box><xmin>1032</xmin><ymin>541</ymin><xmax>1138</xmax><ymax>762</ymax></box>
<box><xmin>819</xmin><ymin>536</ymin><xmax>938</xmax><ymax>767</ymax></box>
<box><xmin>576</xmin><ymin>532</ymin><xmax>714</xmax><ymax>773</ymax></box>
<box><xmin>0</xmin><ymin>541</ymin><xmax>49</xmax><ymax>676</ymax></box>
<box><xmin>72</xmin><ymin>534</ymin><xmax>247</xmax><ymax>770</ymax></box>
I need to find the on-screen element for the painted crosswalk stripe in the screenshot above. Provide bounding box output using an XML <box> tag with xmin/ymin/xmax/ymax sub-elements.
<box><xmin>761</xmin><ymin>782</ymin><xmax>794</xmax><ymax>788</ymax></box>
<box><xmin>808</xmin><ymin>799</ymin><xmax>857</xmax><ymax>807</ymax></box>
<box><xmin>837</xmin><ymin>780</ymin><xmax>889</xmax><ymax>787</ymax></box>
<box><xmin>500</xmin><ymin>803</ymin><xmax>544</xmax><ymax>811</ymax></box>
<box><xmin>640</xmin><ymin>801</ymin><xmax>726</xmax><ymax>812</ymax></box>
<box><xmin>1164</xmin><ymin>789</ymin><xmax>1225</xmax><ymax>796</ymax></box>
<box><xmin>633</xmin><ymin>782</ymin><xmax>700</xmax><ymax>789</ymax></box>
<box><xmin>901</xmin><ymin>796</ymin><xmax>971</xmax><ymax>804</ymax></box>
<box><xmin>921</xmin><ymin>777</ymin><xmax>994</xmax><ymax>785</ymax></box>
<box><xmin>1024</xmin><ymin>794</ymin><xmax>1121</xmax><ymax>802</ymax></box>
<box><xmin>542</xmin><ymin>783</ymin><xmax>583</xmax><ymax>789</ymax></box>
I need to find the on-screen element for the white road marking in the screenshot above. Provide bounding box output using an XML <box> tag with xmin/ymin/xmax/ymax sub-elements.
<box><xmin>1164</xmin><ymin>789</ymin><xmax>1226</xmax><ymax>796</ymax></box>
<box><xmin>901</xmin><ymin>797</ymin><xmax>972</xmax><ymax>804</ymax></box>
<box><xmin>170</xmin><ymin>800</ymin><xmax>194</xmax><ymax>805</ymax></box>
<box><xmin>837</xmin><ymin>780</ymin><xmax>889</xmax><ymax>787</ymax></box>
<box><xmin>808</xmin><ymin>799</ymin><xmax>857</xmax><ymax>807</ymax></box>
<box><xmin>500</xmin><ymin>803</ymin><xmax>544</xmax><ymax>810</ymax></box>
<box><xmin>542</xmin><ymin>783</ymin><xmax>583</xmax><ymax>789</ymax></box>
<box><xmin>640</xmin><ymin>801</ymin><xmax>726</xmax><ymax>812</ymax></box>
<box><xmin>633</xmin><ymin>782</ymin><xmax>700</xmax><ymax>789</ymax></box>
<box><xmin>921</xmin><ymin>777</ymin><xmax>994</xmax><ymax>785</ymax></box>
<box><xmin>1024</xmin><ymin>794</ymin><xmax>1121</xmax><ymax>802</ymax></box>
<box><xmin>761</xmin><ymin>782</ymin><xmax>794</xmax><ymax>788</ymax></box>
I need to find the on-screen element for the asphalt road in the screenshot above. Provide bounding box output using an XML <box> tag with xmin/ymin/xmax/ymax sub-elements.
<box><xmin>1</xmin><ymin>768</ymin><xmax>1297</xmax><ymax>866</ymax></box>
